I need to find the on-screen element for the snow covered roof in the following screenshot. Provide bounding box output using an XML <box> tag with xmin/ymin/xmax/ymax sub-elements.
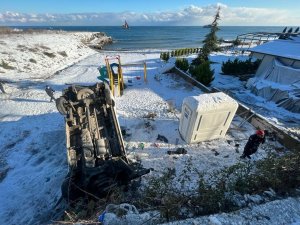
<box><xmin>249</xmin><ymin>37</ymin><xmax>300</xmax><ymax>61</ymax></box>
<box><xmin>183</xmin><ymin>92</ymin><xmax>238</xmax><ymax>111</ymax></box>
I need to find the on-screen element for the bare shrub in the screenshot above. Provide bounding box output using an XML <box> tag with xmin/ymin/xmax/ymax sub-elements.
<box><xmin>43</xmin><ymin>52</ymin><xmax>56</xmax><ymax>58</ymax></box>
<box><xmin>0</xmin><ymin>26</ymin><xmax>13</xmax><ymax>34</ymax></box>
<box><xmin>8</xmin><ymin>58</ymin><xmax>16</xmax><ymax>62</ymax></box>
<box><xmin>58</xmin><ymin>51</ymin><xmax>68</xmax><ymax>57</ymax></box>
<box><xmin>28</xmin><ymin>48</ymin><xmax>39</xmax><ymax>53</ymax></box>
<box><xmin>0</xmin><ymin>26</ymin><xmax>50</xmax><ymax>35</ymax></box>
<box><xmin>29</xmin><ymin>58</ymin><xmax>37</xmax><ymax>63</ymax></box>
<box><xmin>17</xmin><ymin>44</ymin><xmax>26</xmax><ymax>48</ymax></box>
<box><xmin>0</xmin><ymin>60</ymin><xmax>15</xmax><ymax>70</ymax></box>
<box><xmin>138</xmin><ymin>150</ymin><xmax>300</xmax><ymax>222</ymax></box>
<box><xmin>24</xmin><ymin>65</ymin><xmax>31</xmax><ymax>71</ymax></box>
<box><xmin>39</xmin><ymin>45</ymin><xmax>51</xmax><ymax>50</ymax></box>
<box><xmin>141</xmin><ymin>168</ymin><xmax>189</xmax><ymax>221</ymax></box>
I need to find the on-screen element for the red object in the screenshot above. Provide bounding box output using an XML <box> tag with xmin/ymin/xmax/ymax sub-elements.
<box><xmin>136</xmin><ymin>76</ymin><xmax>141</xmax><ymax>80</ymax></box>
<box><xmin>256</xmin><ymin>130</ymin><xmax>265</xmax><ymax>137</ymax></box>
<box><xmin>152</xmin><ymin>143</ymin><xmax>159</xmax><ymax>147</ymax></box>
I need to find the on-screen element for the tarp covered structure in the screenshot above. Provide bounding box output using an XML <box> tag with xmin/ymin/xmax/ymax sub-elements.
<box><xmin>247</xmin><ymin>59</ymin><xmax>300</xmax><ymax>113</ymax></box>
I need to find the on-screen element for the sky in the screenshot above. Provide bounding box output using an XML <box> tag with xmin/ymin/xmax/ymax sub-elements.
<box><xmin>0</xmin><ymin>0</ymin><xmax>299</xmax><ymax>26</ymax></box>
<box><xmin>1</xmin><ymin>31</ymin><xmax>300</xmax><ymax>224</ymax></box>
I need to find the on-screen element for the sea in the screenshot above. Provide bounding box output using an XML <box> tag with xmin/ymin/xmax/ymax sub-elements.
<box><xmin>14</xmin><ymin>26</ymin><xmax>287</xmax><ymax>50</ymax></box>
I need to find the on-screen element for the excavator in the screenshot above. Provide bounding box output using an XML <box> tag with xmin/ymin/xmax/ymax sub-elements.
<box><xmin>56</xmin><ymin>82</ymin><xmax>150</xmax><ymax>200</ymax></box>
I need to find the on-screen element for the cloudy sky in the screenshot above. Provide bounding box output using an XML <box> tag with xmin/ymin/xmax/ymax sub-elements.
<box><xmin>1</xmin><ymin>0</ymin><xmax>299</xmax><ymax>26</ymax></box>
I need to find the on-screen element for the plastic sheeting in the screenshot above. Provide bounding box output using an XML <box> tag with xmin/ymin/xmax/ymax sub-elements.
<box><xmin>257</xmin><ymin>59</ymin><xmax>300</xmax><ymax>86</ymax></box>
<box><xmin>249</xmin><ymin>85</ymin><xmax>300</xmax><ymax>113</ymax></box>
<box><xmin>247</xmin><ymin>59</ymin><xmax>300</xmax><ymax>113</ymax></box>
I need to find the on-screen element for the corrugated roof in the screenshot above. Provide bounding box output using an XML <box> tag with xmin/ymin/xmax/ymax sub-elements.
<box><xmin>249</xmin><ymin>37</ymin><xmax>300</xmax><ymax>61</ymax></box>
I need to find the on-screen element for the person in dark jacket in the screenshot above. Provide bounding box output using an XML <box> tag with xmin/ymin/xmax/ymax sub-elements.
<box><xmin>45</xmin><ymin>85</ymin><xmax>55</xmax><ymax>102</ymax></box>
<box><xmin>240</xmin><ymin>130</ymin><xmax>266</xmax><ymax>159</ymax></box>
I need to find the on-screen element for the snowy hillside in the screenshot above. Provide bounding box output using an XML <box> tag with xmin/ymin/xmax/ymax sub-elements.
<box><xmin>0</xmin><ymin>29</ymin><xmax>112</xmax><ymax>80</ymax></box>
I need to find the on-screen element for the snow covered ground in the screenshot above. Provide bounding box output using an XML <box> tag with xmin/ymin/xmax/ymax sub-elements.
<box><xmin>0</xmin><ymin>29</ymin><xmax>111</xmax><ymax>81</ymax></box>
<box><xmin>0</xmin><ymin>31</ymin><xmax>299</xmax><ymax>225</ymax></box>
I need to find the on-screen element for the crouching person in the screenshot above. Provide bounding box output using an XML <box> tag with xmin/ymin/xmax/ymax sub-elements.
<box><xmin>240</xmin><ymin>130</ymin><xmax>265</xmax><ymax>159</ymax></box>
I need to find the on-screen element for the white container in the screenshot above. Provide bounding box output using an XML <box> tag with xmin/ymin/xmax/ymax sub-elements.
<box><xmin>179</xmin><ymin>92</ymin><xmax>238</xmax><ymax>143</ymax></box>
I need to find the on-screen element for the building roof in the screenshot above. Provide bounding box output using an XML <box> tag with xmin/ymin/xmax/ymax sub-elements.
<box><xmin>249</xmin><ymin>36</ymin><xmax>300</xmax><ymax>61</ymax></box>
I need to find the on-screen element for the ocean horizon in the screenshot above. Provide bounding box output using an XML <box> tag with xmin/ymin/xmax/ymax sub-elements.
<box><xmin>12</xmin><ymin>25</ymin><xmax>290</xmax><ymax>50</ymax></box>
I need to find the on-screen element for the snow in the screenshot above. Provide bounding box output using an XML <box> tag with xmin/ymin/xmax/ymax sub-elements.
<box><xmin>183</xmin><ymin>92</ymin><xmax>238</xmax><ymax>111</ymax></box>
<box><xmin>162</xmin><ymin>197</ymin><xmax>300</xmax><ymax>225</ymax></box>
<box><xmin>0</xmin><ymin>31</ymin><xmax>300</xmax><ymax>225</ymax></box>
<box><xmin>250</xmin><ymin>38</ymin><xmax>300</xmax><ymax>60</ymax></box>
<box><xmin>0</xmin><ymin>30</ymin><xmax>111</xmax><ymax>81</ymax></box>
<box><xmin>250</xmin><ymin>78</ymin><xmax>296</xmax><ymax>91</ymax></box>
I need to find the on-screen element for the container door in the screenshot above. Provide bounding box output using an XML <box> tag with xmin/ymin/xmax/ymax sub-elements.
<box><xmin>180</xmin><ymin>105</ymin><xmax>192</xmax><ymax>139</ymax></box>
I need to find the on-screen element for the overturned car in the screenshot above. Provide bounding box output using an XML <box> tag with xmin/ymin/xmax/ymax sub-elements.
<box><xmin>56</xmin><ymin>83</ymin><xmax>150</xmax><ymax>200</ymax></box>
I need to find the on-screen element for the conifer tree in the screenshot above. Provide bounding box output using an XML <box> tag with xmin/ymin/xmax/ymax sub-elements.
<box><xmin>202</xmin><ymin>6</ymin><xmax>221</xmax><ymax>53</ymax></box>
<box><xmin>192</xmin><ymin>6</ymin><xmax>221</xmax><ymax>65</ymax></box>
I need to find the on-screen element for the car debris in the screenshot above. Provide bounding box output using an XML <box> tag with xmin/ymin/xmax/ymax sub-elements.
<box><xmin>56</xmin><ymin>83</ymin><xmax>150</xmax><ymax>201</ymax></box>
<box><xmin>157</xmin><ymin>134</ymin><xmax>169</xmax><ymax>143</ymax></box>
<box><xmin>167</xmin><ymin>147</ymin><xmax>187</xmax><ymax>155</ymax></box>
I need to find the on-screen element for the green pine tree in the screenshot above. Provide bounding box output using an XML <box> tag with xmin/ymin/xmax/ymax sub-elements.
<box><xmin>190</xmin><ymin>61</ymin><xmax>214</xmax><ymax>86</ymax></box>
<box><xmin>193</xmin><ymin>7</ymin><xmax>221</xmax><ymax>65</ymax></box>
<box><xmin>202</xmin><ymin>6</ymin><xmax>221</xmax><ymax>52</ymax></box>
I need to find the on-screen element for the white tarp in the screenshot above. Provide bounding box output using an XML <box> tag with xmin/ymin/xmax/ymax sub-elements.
<box><xmin>256</xmin><ymin>59</ymin><xmax>300</xmax><ymax>86</ymax></box>
<box><xmin>247</xmin><ymin>59</ymin><xmax>300</xmax><ymax>113</ymax></box>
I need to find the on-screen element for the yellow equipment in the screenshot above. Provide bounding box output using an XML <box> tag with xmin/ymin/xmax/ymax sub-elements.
<box><xmin>122</xmin><ymin>62</ymin><xmax>147</xmax><ymax>84</ymax></box>
<box><xmin>104</xmin><ymin>55</ymin><xmax>147</xmax><ymax>96</ymax></box>
<box><xmin>105</xmin><ymin>55</ymin><xmax>124</xmax><ymax>97</ymax></box>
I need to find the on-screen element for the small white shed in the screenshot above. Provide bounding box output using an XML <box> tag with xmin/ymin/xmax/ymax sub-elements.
<box><xmin>179</xmin><ymin>92</ymin><xmax>238</xmax><ymax>144</ymax></box>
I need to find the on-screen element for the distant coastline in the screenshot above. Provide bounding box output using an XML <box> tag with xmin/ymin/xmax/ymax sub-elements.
<box><xmin>7</xmin><ymin>25</ymin><xmax>287</xmax><ymax>50</ymax></box>
<box><xmin>203</xmin><ymin>24</ymin><xmax>212</xmax><ymax>28</ymax></box>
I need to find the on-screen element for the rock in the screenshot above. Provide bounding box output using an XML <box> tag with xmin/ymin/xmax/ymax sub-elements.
<box><xmin>92</xmin><ymin>32</ymin><xmax>106</xmax><ymax>38</ymax></box>
<box><xmin>230</xmin><ymin>192</ymin><xmax>247</xmax><ymax>207</ymax></box>
<box><xmin>244</xmin><ymin>194</ymin><xmax>250</xmax><ymax>202</ymax></box>
<box><xmin>263</xmin><ymin>188</ymin><xmax>276</xmax><ymax>198</ymax></box>
<box><xmin>247</xmin><ymin>194</ymin><xmax>264</xmax><ymax>204</ymax></box>
<box><xmin>208</xmin><ymin>215</ymin><xmax>222</xmax><ymax>225</ymax></box>
<box><xmin>86</xmin><ymin>32</ymin><xmax>113</xmax><ymax>50</ymax></box>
